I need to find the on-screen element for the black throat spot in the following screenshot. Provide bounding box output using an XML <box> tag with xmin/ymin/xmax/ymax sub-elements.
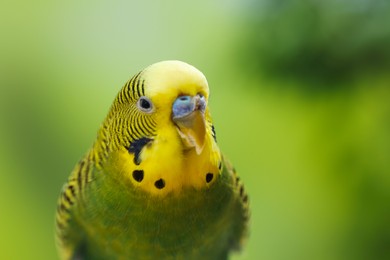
<box><xmin>211</xmin><ymin>124</ymin><xmax>217</xmax><ymax>143</ymax></box>
<box><xmin>127</xmin><ymin>137</ymin><xmax>153</xmax><ymax>165</ymax></box>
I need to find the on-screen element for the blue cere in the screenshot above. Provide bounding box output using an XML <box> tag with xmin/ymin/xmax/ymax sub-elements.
<box><xmin>172</xmin><ymin>96</ymin><xmax>196</xmax><ymax>118</ymax></box>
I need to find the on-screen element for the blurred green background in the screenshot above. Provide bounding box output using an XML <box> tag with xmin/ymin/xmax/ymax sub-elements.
<box><xmin>1</xmin><ymin>0</ymin><xmax>390</xmax><ymax>259</ymax></box>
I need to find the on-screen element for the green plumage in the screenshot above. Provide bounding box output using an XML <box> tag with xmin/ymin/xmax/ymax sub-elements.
<box><xmin>57</xmin><ymin>154</ymin><xmax>247</xmax><ymax>259</ymax></box>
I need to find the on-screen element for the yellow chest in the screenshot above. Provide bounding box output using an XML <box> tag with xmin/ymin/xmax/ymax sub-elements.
<box><xmin>111</xmin><ymin>127</ymin><xmax>221</xmax><ymax>196</ymax></box>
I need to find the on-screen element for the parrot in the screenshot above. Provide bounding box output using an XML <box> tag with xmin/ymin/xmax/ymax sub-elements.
<box><xmin>55</xmin><ymin>60</ymin><xmax>249</xmax><ymax>260</ymax></box>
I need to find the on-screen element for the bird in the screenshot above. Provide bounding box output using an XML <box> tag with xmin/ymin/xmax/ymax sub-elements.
<box><xmin>55</xmin><ymin>60</ymin><xmax>249</xmax><ymax>260</ymax></box>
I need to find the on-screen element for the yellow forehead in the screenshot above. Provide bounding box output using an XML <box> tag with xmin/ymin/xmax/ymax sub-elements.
<box><xmin>142</xmin><ymin>60</ymin><xmax>209</xmax><ymax>102</ymax></box>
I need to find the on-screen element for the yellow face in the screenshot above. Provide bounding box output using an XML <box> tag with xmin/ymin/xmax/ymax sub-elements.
<box><xmin>107</xmin><ymin>61</ymin><xmax>222</xmax><ymax>196</ymax></box>
<box><xmin>144</xmin><ymin>61</ymin><xmax>211</xmax><ymax>155</ymax></box>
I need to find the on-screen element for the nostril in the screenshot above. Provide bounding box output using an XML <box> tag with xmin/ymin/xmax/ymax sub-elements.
<box><xmin>179</xmin><ymin>96</ymin><xmax>190</xmax><ymax>101</ymax></box>
<box><xmin>198</xmin><ymin>96</ymin><xmax>206</xmax><ymax>111</ymax></box>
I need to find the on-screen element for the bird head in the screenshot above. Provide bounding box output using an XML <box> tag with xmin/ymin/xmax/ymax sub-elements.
<box><xmin>96</xmin><ymin>61</ymin><xmax>221</xmax><ymax>195</ymax></box>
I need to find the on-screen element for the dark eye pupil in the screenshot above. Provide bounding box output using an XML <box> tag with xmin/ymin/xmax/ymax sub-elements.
<box><xmin>140</xmin><ymin>98</ymin><xmax>151</xmax><ymax>109</ymax></box>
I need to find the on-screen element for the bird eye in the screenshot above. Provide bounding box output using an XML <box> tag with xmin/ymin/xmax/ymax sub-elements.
<box><xmin>137</xmin><ymin>96</ymin><xmax>154</xmax><ymax>113</ymax></box>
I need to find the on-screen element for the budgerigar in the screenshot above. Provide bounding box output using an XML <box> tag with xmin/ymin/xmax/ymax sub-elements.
<box><xmin>55</xmin><ymin>60</ymin><xmax>249</xmax><ymax>260</ymax></box>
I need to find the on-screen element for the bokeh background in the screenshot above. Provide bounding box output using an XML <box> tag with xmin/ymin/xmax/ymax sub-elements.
<box><xmin>1</xmin><ymin>0</ymin><xmax>390</xmax><ymax>259</ymax></box>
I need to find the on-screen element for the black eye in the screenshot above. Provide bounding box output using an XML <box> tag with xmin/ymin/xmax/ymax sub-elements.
<box><xmin>140</xmin><ymin>99</ymin><xmax>151</xmax><ymax>109</ymax></box>
<box><xmin>137</xmin><ymin>96</ymin><xmax>154</xmax><ymax>113</ymax></box>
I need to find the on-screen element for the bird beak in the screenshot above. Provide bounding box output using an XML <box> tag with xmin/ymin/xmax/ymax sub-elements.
<box><xmin>172</xmin><ymin>95</ymin><xmax>206</xmax><ymax>154</ymax></box>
